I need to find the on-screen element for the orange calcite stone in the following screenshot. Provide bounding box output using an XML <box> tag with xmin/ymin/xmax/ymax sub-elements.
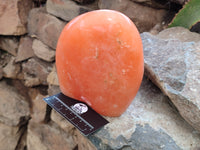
<box><xmin>56</xmin><ymin>10</ymin><xmax>144</xmax><ymax>116</ymax></box>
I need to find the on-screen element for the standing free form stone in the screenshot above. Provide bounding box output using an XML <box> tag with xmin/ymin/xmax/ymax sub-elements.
<box><xmin>88</xmin><ymin>77</ymin><xmax>200</xmax><ymax>149</ymax></box>
<box><xmin>0</xmin><ymin>0</ymin><xmax>33</xmax><ymax>35</ymax></box>
<box><xmin>141</xmin><ymin>28</ymin><xmax>200</xmax><ymax>132</ymax></box>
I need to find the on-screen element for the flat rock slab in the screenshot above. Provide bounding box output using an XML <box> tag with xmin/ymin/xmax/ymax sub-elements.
<box><xmin>98</xmin><ymin>0</ymin><xmax>166</xmax><ymax>32</ymax></box>
<box><xmin>28</xmin><ymin>7</ymin><xmax>66</xmax><ymax>49</ymax></box>
<box><xmin>141</xmin><ymin>27</ymin><xmax>200</xmax><ymax>132</ymax></box>
<box><xmin>88</xmin><ymin>77</ymin><xmax>200</xmax><ymax>150</ymax></box>
<box><xmin>0</xmin><ymin>0</ymin><xmax>33</xmax><ymax>35</ymax></box>
<box><xmin>0</xmin><ymin>122</ymin><xmax>22</xmax><ymax>150</ymax></box>
<box><xmin>46</xmin><ymin>0</ymin><xmax>92</xmax><ymax>22</ymax></box>
<box><xmin>27</xmin><ymin>121</ymin><xmax>77</xmax><ymax>150</ymax></box>
<box><xmin>0</xmin><ymin>81</ymin><xmax>30</xmax><ymax>126</ymax></box>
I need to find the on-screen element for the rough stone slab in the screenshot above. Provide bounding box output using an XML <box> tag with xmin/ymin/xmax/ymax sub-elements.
<box><xmin>3</xmin><ymin>56</ymin><xmax>21</xmax><ymax>79</ymax></box>
<box><xmin>16</xmin><ymin>36</ymin><xmax>35</xmax><ymax>62</ymax></box>
<box><xmin>0</xmin><ymin>66</ymin><xmax>3</xmax><ymax>80</ymax></box>
<box><xmin>48</xmin><ymin>85</ymin><xmax>61</xmax><ymax>95</ymax></box>
<box><xmin>51</xmin><ymin>109</ymin><xmax>96</xmax><ymax>150</ymax></box>
<box><xmin>27</xmin><ymin>121</ymin><xmax>77</xmax><ymax>150</ymax></box>
<box><xmin>131</xmin><ymin>0</ymin><xmax>169</xmax><ymax>9</ymax></box>
<box><xmin>0</xmin><ymin>80</ymin><xmax>30</xmax><ymax>126</ymax></box>
<box><xmin>0</xmin><ymin>0</ymin><xmax>33</xmax><ymax>35</ymax></box>
<box><xmin>28</xmin><ymin>7</ymin><xmax>66</xmax><ymax>49</ymax></box>
<box><xmin>72</xmin><ymin>0</ymin><xmax>95</xmax><ymax>4</ymax></box>
<box><xmin>32</xmin><ymin>39</ymin><xmax>55</xmax><ymax>62</ymax></box>
<box><xmin>0</xmin><ymin>122</ymin><xmax>21</xmax><ymax>150</ymax></box>
<box><xmin>47</xmin><ymin>65</ymin><xmax>59</xmax><ymax>86</ymax></box>
<box><xmin>141</xmin><ymin>28</ymin><xmax>200</xmax><ymax>132</ymax></box>
<box><xmin>88</xmin><ymin>77</ymin><xmax>200</xmax><ymax>149</ymax></box>
<box><xmin>0</xmin><ymin>50</ymin><xmax>12</xmax><ymax>67</ymax></box>
<box><xmin>98</xmin><ymin>0</ymin><xmax>167</xmax><ymax>32</ymax></box>
<box><xmin>46</xmin><ymin>0</ymin><xmax>92</xmax><ymax>22</ymax></box>
<box><xmin>51</xmin><ymin>109</ymin><xmax>75</xmax><ymax>133</ymax></box>
<box><xmin>0</xmin><ymin>36</ymin><xmax>19</xmax><ymax>56</ymax></box>
<box><xmin>30</xmin><ymin>93</ymin><xmax>47</xmax><ymax>123</ymax></box>
<box><xmin>22</xmin><ymin>57</ymin><xmax>53</xmax><ymax>86</ymax></box>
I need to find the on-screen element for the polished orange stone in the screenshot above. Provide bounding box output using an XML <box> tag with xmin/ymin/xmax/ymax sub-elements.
<box><xmin>56</xmin><ymin>10</ymin><xmax>144</xmax><ymax>117</ymax></box>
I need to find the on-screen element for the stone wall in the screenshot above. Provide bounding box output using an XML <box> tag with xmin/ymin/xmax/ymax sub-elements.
<box><xmin>0</xmin><ymin>0</ymin><xmax>200</xmax><ymax>150</ymax></box>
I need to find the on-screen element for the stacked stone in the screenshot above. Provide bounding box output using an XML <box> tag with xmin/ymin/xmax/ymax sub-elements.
<box><xmin>0</xmin><ymin>0</ymin><xmax>200</xmax><ymax>150</ymax></box>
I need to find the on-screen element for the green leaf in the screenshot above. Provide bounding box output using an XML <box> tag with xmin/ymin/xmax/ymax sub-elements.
<box><xmin>168</xmin><ymin>0</ymin><xmax>200</xmax><ymax>30</ymax></box>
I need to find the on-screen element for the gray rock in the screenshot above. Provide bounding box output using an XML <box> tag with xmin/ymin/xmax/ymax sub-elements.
<box><xmin>32</xmin><ymin>39</ymin><xmax>55</xmax><ymax>62</ymax></box>
<box><xmin>141</xmin><ymin>28</ymin><xmax>200</xmax><ymax>133</ymax></box>
<box><xmin>46</xmin><ymin>0</ymin><xmax>92</xmax><ymax>22</ymax></box>
<box><xmin>22</xmin><ymin>58</ymin><xmax>53</xmax><ymax>86</ymax></box>
<box><xmin>28</xmin><ymin>7</ymin><xmax>66</xmax><ymax>49</ymax></box>
<box><xmin>98</xmin><ymin>0</ymin><xmax>167</xmax><ymax>32</ymax></box>
<box><xmin>88</xmin><ymin>77</ymin><xmax>200</xmax><ymax>149</ymax></box>
<box><xmin>157</xmin><ymin>27</ymin><xmax>200</xmax><ymax>42</ymax></box>
<box><xmin>16</xmin><ymin>37</ymin><xmax>35</xmax><ymax>62</ymax></box>
<box><xmin>0</xmin><ymin>36</ymin><xmax>19</xmax><ymax>56</ymax></box>
<box><xmin>0</xmin><ymin>80</ymin><xmax>30</xmax><ymax>126</ymax></box>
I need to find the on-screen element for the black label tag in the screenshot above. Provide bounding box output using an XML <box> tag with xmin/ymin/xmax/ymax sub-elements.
<box><xmin>43</xmin><ymin>93</ymin><xmax>109</xmax><ymax>136</ymax></box>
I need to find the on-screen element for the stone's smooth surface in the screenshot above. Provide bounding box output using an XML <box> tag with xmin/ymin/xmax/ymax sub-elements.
<box><xmin>27</xmin><ymin>121</ymin><xmax>77</xmax><ymax>150</ymax></box>
<box><xmin>46</xmin><ymin>0</ymin><xmax>92</xmax><ymax>22</ymax></box>
<box><xmin>16</xmin><ymin>37</ymin><xmax>35</xmax><ymax>62</ymax></box>
<box><xmin>3</xmin><ymin>56</ymin><xmax>21</xmax><ymax>79</ymax></box>
<box><xmin>31</xmin><ymin>93</ymin><xmax>47</xmax><ymax>123</ymax></box>
<box><xmin>28</xmin><ymin>7</ymin><xmax>66</xmax><ymax>49</ymax></box>
<box><xmin>98</xmin><ymin>0</ymin><xmax>167</xmax><ymax>32</ymax></box>
<box><xmin>141</xmin><ymin>28</ymin><xmax>200</xmax><ymax>132</ymax></box>
<box><xmin>0</xmin><ymin>122</ymin><xmax>21</xmax><ymax>150</ymax></box>
<box><xmin>0</xmin><ymin>80</ymin><xmax>30</xmax><ymax>126</ymax></box>
<box><xmin>22</xmin><ymin>58</ymin><xmax>53</xmax><ymax>86</ymax></box>
<box><xmin>47</xmin><ymin>65</ymin><xmax>59</xmax><ymax>85</ymax></box>
<box><xmin>0</xmin><ymin>36</ymin><xmax>19</xmax><ymax>56</ymax></box>
<box><xmin>32</xmin><ymin>39</ymin><xmax>55</xmax><ymax>62</ymax></box>
<box><xmin>0</xmin><ymin>0</ymin><xmax>33</xmax><ymax>35</ymax></box>
<box><xmin>88</xmin><ymin>77</ymin><xmax>200</xmax><ymax>149</ymax></box>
